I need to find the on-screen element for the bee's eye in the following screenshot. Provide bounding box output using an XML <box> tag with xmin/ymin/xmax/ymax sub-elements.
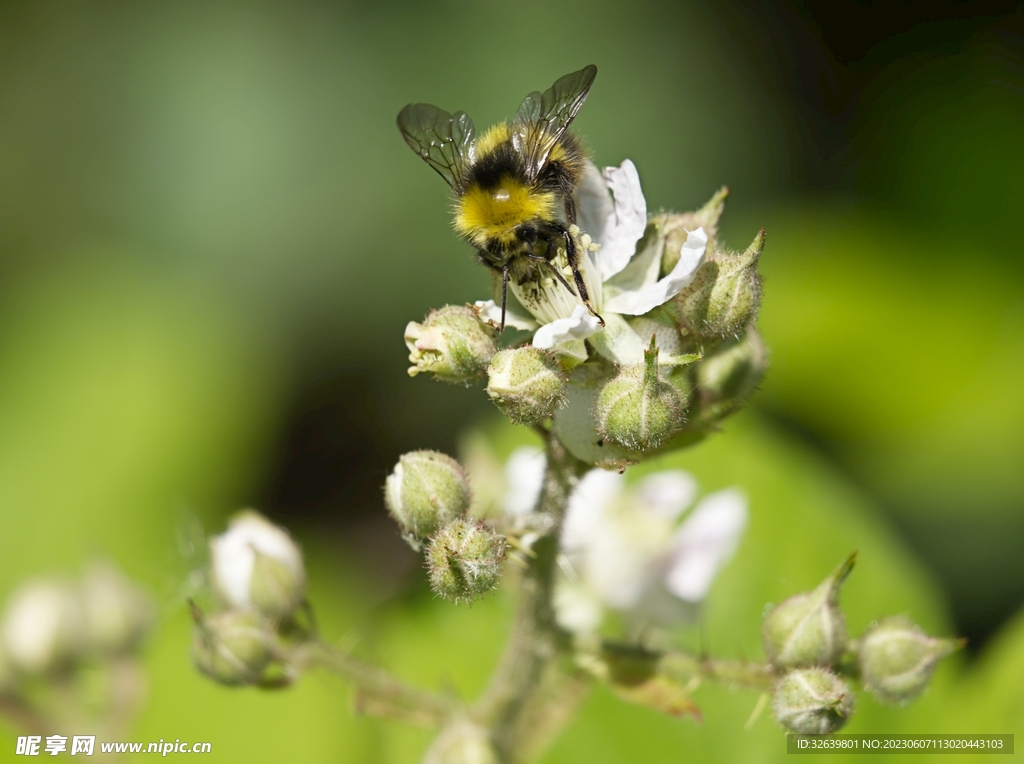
<box><xmin>518</xmin><ymin>226</ymin><xmax>538</xmax><ymax>245</ymax></box>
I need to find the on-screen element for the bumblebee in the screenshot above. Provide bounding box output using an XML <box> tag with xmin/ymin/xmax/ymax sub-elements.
<box><xmin>397</xmin><ymin>65</ymin><xmax>604</xmax><ymax>331</ymax></box>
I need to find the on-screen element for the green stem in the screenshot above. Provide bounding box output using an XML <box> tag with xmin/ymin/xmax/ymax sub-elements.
<box><xmin>472</xmin><ymin>435</ymin><xmax>584</xmax><ymax>763</ymax></box>
<box><xmin>659</xmin><ymin>651</ymin><xmax>776</xmax><ymax>692</ymax></box>
<box><xmin>294</xmin><ymin>640</ymin><xmax>456</xmax><ymax>727</ymax></box>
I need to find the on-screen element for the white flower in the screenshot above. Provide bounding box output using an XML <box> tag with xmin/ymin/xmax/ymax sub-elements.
<box><xmin>1</xmin><ymin>579</ymin><xmax>83</xmax><ymax>674</ymax></box>
<box><xmin>502</xmin><ymin>447</ymin><xmax>547</xmax><ymax>517</ymax></box>
<box><xmin>501</xmin><ymin>448</ymin><xmax>747</xmax><ymax>633</ymax></box>
<box><xmin>80</xmin><ymin>561</ymin><xmax>155</xmax><ymax>655</ymax></box>
<box><xmin>476</xmin><ymin>161</ymin><xmax>708</xmax><ymax>364</ymax></box>
<box><xmin>210</xmin><ymin>510</ymin><xmax>306</xmax><ymax>619</ymax></box>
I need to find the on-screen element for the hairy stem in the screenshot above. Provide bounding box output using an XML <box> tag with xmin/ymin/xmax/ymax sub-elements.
<box><xmin>294</xmin><ymin>640</ymin><xmax>456</xmax><ymax>727</ymax></box>
<box><xmin>472</xmin><ymin>435</ymin><xmax>584</xmax><ymax>763</ymax></box>
<box><xmin>659</xmin><ymin>651</ymin><xmax>776</xmax><ymax>692</ymax></box>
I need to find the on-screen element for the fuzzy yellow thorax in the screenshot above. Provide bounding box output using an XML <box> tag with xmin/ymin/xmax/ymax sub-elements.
<box><xmin>455</xmin><ymin>179</ymin><xmax>556</xmax><ymax>248</ymax></box>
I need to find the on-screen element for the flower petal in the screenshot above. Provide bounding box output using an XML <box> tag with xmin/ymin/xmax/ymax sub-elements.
<box><xmin>532</xmin><ymin>305</ymin><xmax>604</xmax><ymax>350</ymax></box>
<box><xmin>575</xmin><ymin>162</ymin><xmax>614</xmax><ymax>244</ymax></box>
<box><xmin>603</xmin><ymin>227</ymin><xmax>708</xmax><ymax>316</ymax></box>
<box><xmin>664</xmin><ymin>488</ymin><xmax>747</xmax><ymax>602</ymax></box>
<box><xmin>633</xmin><ymin>471</ymin><xmax>698</xmax><ymax>521</ymax></box>
<box><xmin>562</xmin><ymin>468</ymin><xmax>623</xmax><ymax>553</ymax></box>
<box><xmin>502</xmin><ymin>447</ymin><xmax>546</xmax><ymax>517</ymax></box>
<box><xmin>587</xmin><ymin>312</ymin><xmax>647</xmax><ymax>365</ymax></box>
<box><xmin>554</xmin><ymin>578</ymin><xmax>605</xmax><ymax>634</ymax></box>
<box><xmin>474</xmin><ymin>300</ymin><xmax>537</xmax><ymax>331</ymax></box>
<box><xmin>210</xmin><ymin>512</ymin><xmax>304</xmax><ymax>610</ymax></box>
<box><xmin>596</xmin><ymin>160</ymin><xmax>648</xmax><ymax>282</ymax></box>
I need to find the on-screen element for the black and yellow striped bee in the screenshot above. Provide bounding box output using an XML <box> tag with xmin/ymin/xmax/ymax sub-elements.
<box><xmin>397</xmin><ymin>65</ymin><xmax>604</xmax><ymax>331</ymax></box>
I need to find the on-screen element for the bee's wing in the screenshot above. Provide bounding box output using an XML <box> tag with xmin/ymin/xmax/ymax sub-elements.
<box><xmin>397</xmin><ymin>103</ymin><xmax>476</xmax><ymax>190</ymax></box>
<box><xmin>511</xmin><ymin>65</ymin><xmax>597</xmax><ymax>183</ymax></box>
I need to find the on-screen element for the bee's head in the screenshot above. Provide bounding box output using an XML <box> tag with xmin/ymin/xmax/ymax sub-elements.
<box><xmin>516</xmin><ymin>224</ymin><xmax>539</xmax><ymax>249</ymax></box>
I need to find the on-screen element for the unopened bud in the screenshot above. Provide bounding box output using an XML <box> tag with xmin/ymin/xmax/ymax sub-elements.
<box><xmin>80</xmin><ymin>562</ymin><xmax>155</xmax><ymax>655</ymax></box>
<box><xmin>405</xmin><ymin>305</ymin><xmax>497</xmax><ymax>383</ymax></box>
<box><xmin>190</xmin><ymin>607</ymin><xmax>274</xmax><ymax>687</ymax></box>
<box><xmin>1</xmin><ymin>579</ymin><xmax>83</xmax><ymax>675</ymax></box>
<box><xmin>690</xmin><ymin>328</ymin><xmax>767</xmax><ymax>428</ymax></box>
<box><xmin>763</xmin><ymin>554</ymin><xmax>854</xmax><ymax>670</ymax></box>
<box><xmin>596</xmin><ymin>337</ymin><xmax>685</xmax><ymax>452</ymax></box>
<box><xmin>676</xmin><ymin>229</ymin><xmax>764</xmax><ymax>340</ymax></box>
<box><xmin>858</xmin><ymin>616</ymin><xmax>962</xmax><ymax>705</ymax></box>
<box><xmin>385</xmin><ymin>451</ymin><xmax>471</xmax><ymax>549</ymax></box>
<box><xmin>423</xmin><ymin>718</ymin><xmax>498</xmax><ymax>764</ymax></box>
<box><xmin>210</xmin><ymin>511</ymin><xmax>307</xmax><ymax>620</ymax></box>
<box><xmin>425</xmin><ymin>519</ymin><xmax>507</xmax><ymax>604</ymax></box>
<box><xmin>773</xmin><ymin>667</ymin><xmax>854</xmax><ymax>735</ymax></box>
<box><xmin>486</xmin><ymin>346</ymin><xmax>567</xmax><ymax>425</ymax></box>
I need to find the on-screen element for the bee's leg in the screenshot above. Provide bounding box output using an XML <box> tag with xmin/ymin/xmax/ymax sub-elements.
<box><xmin>527</xmin><ymin>253</ymin><xmax>576</xmax><ymax>296</ymax></box>
<box><xmin>563</xmin><ymin>194</ymin><xmax>577</xmax><ymax>226</ymax></box>
<box><xmin>500</xmin><ymin>265</ymin><xmax>508</xmax><ymax>333</ymax></box>
<box><xmin>558</xmin><ymin>226</ymin><xmax>605</xmax><ymax>326</ymax></box>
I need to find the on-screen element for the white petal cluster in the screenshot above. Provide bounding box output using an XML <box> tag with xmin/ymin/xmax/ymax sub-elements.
<box><xmin>475</xmin><ymin>160</ymin><xmax>707</xmax><ymax>364</ymax></box>
<box><xmin>1</xmin><ymin>579</ymin><xmax>83</xmax><ymax>674</ymax></box>
<box><xmin>501</xmin><ymin>447</ymin><xmax>746</xmax><ymax>633</ymax></box>
<box><xmin>210</xmin><ymin>510</ymin><xmax>306</xmax><ymax>618</ymax></box>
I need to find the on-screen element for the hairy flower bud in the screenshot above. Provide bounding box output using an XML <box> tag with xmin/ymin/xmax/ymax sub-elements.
<box><xmin>405</xmin><ymin>305</ymin><xmax>497</xmax><ymax>383</ymax></box>
<box><xmin>210</xmin><ymin>511</ymin><xmax>307</xmax><ymax>620</ymax></box>
<box><xmin>190</xmin><ymin>608</ymin><xmax>274</xmax><ymax>687</ymax></box>
<box><xmin>385</xmin><ymin>451</ymin><xmax>471</xmax><ymax>549</ymax></box>
<box><xmin>858</xmin><ymin>616</ymin><xmax>962</xmax><ymax>705</ymax></box>
<box><xmin>425</xmin><ymin>519</ymin><xmax>507</xmax><ymax>604</ymax></box>
<box><xmin>80</xmin><ymin>562</ymin><xmax>155</xmax><ymax>656</ymax></box>
<box><xmin>773</xmin><ymin>667</ymin><xmax>854</xmax><ymax>735</ymax></box>
<box><xmin>486</xmin><ymin>346</ymin><xmax>568</xmax><ymax>425</ymax></box>
<box><xmin>596</xmin><ymin>337</ymin><xmax>685</xmax><ymax>452</ymax></box>
<box><xmin>763</xmin><ymin>554</ymin><xmax>854</xmax><ymax>670</ymax></box>
<box><xmin>690</xmin><ymin>328</ymin><xmax>767</xmax><ymax>428</ymax></box>
<box><xmin>1</xmin><ymin>579</ymin><xmax>83</xmax><ymax>675</ymax></box>
<box><xmin>423</xmin><ymin>719</ymin><xmax>498</xmax><ymax>764</ymax></box>
<box><xmin>676</xmin><ymin>229</ymin><xmax>764</xmax><ymax>340</ymax></box>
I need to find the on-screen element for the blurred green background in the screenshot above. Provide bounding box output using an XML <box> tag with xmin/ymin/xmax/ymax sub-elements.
<box><xmin>0</xmin><ymin>0</ymin><xmax>1022</xmax><ymax>761</ymax></box>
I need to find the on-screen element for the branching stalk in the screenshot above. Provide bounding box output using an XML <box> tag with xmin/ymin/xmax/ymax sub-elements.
<box><xmin>472</xmin><ymin>435</ymin><xmax>584</xmax><ymax>763</ymax></box>
<box><xmin>293</xmin><ymin>640</ymin><xmax>456</xmax><ymax>727</ymax></box>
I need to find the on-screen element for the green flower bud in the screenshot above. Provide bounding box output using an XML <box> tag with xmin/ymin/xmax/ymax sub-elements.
<box><xmin>405</xmin><ymin>305</ymin><xmax>497</xmax><ymax>383</ymax></box>
<box><xmin>763</xmin><ymin>554</ymin><xmax>854</xmax><ymax>670</ymax></box>
<box><xmin>773</xmin><ymin>667</ymin><xmax>854</xmax><ymax>735</ymax></box>
<box><xmin>486</xmin><ymin>346</ymin><xmax>567</xmax><ymax>425</ymax></box>
<box><xmin>858</xmin><ymin>616</ymin><xmax>962</xmax><ymax>705</ymax></box>
<box><xmin>425</xmin><ymin>519</ymin><xmax>507</xmax><ymax>604</ymax></box>
<box><xmin>689</xmin><ymin>328</ymin><xmax>767</xmax><ymax>429</ymax></box>
<box><xmin>596</xmin><ymin>336</ymin><xmax>685</xmax><ymax>452</ymax></box>
<box><xmin>423</xmin><ymin>719</ymin><xmax>498</xmax><ymax>764</ymax></box>
<box><xmin>210</xmin><ymin>510</ymin><xmax>307</xmax><ymax>620</ymax></box>
<box><xmin>190</xmin><ymin>608</ymin><xmax>274</xmax><ymax>687</ymax></box>
<box><xmin>385</xmin><ymin>451</ymin><xmax>471</xmax><ymax>549</ymax></box>
<box><xmin>1</xmin><ymin>578</ymin><xmax>83</xmax><ymax>675</ymax></box>
<box><xmin>676</xmin><ymin>228</ymin><xmax>763</xmax><ymax>340</ymax></box>
<box><xmin>80</xmin><ymin>561</ymin><xmax>155</xmax><ymax>656</ymax></box>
